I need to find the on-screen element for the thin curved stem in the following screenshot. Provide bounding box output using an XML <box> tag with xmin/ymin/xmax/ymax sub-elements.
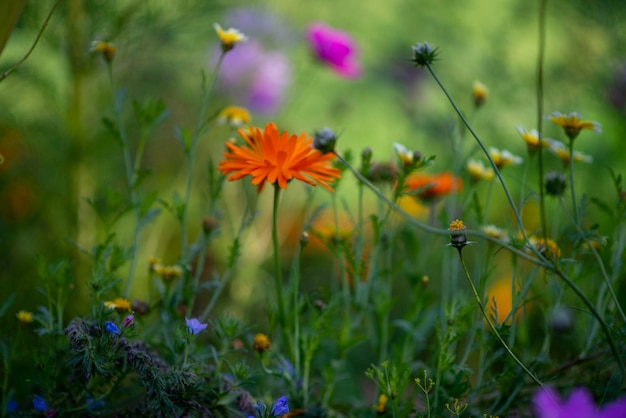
<box><xmin>272</xmin><ymin>184</ymin><xmax>290</xmax><ymax>355</ymax></box>
<box><xmin>456</xmin><ymin>248</ymin><xmax>543</xmax><ymax>387</ymax></box>
<box><xmin>0</xmin><ymin>0</ymin><xmax>62</xmax><ymax>82</ymax></box>
<box><xmin>424</xmin><ymin>63</ymin><xmax>545</xmax><ymax>263</ymax></box>
<box><xmin>536</xmin><ymin>0</ymin><xmax>549</xmax><ymax>241</ymax></box>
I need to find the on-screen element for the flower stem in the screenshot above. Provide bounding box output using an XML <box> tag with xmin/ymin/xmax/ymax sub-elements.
<box><xmin>536</xmin><ymin>0</ymin><xmax>549</xmax><ymax>240</ymax></box>
<box><xmin>424</xmin><ymin>64</ymin><xmax>542</xmax><ymax>261</ymax></box>
<box><xmin>456</xmin><ymin>248</ymin><xmax>543</xmax><ymax>387</ymax></box>
<box><xmin>568</xmin><ymin>139</ymin><xmax>580</xmax><ymax>225</ymax></box>
<box><xmin>272</xmin><ymin>184</ymin><xmax>290</xmax><ymax>355</ymax></box>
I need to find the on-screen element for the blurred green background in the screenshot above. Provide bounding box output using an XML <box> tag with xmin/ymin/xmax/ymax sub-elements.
<box><xmin>1</xmin><ymin>0</ymin><xmax>626</xmax><ymax>318</ymax></box>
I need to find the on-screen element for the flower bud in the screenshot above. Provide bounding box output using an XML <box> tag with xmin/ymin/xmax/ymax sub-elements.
<box><xmin>313</xmin><ymin>128</ymin><xmax>338</xmax><ymax>154</ymax></box>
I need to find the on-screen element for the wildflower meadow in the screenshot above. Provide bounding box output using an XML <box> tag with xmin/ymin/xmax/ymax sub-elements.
<box><xmin>2</xmin><ymin>1</ymin><xmax>626</xmax><ymax>417</ymax></box>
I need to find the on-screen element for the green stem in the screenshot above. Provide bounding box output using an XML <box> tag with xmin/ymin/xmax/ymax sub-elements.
<box><xmin>181</xmin><ymin>52</ymin><xmax>225</xmax><ymax>262</ymax></box>
<box><xmin>424</xmin><ymin>64</ymin><xmax>543</xmax><ymax>261</ymax></box>
<box><xmin>536</xmin><ymin>0</ymin><xmax>549</xmax><ymax>240</ymax></box>
<box><xmin>568</xmin><ymin>139</ymin><xmax>580</xmax><ymax>225</ymax></box>
<box><xmin>272</xmin><ymin>184</ymin><xmax>289</xmax><ymax>354</ymax></box>
<box><xmin>456</xmin><ymin>248</ymin><xmax>543</xmax><ymax>387</ymax></box>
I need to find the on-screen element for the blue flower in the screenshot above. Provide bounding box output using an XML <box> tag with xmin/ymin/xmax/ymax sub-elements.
<box><xmin>33</xmin><ymin>395</ymin><xmax>48</xmax><ymax>411</ymax></box>
<box><xmin>271</xmin><ymin>396</ymin><xmax>289</xmax><ymax>416</ymax></box>
<box><xmin>7</xmin><ymin>400</ymin><xmax>18</xmax><ymax>412</ymax></box>
<box><xmin>253</xmin><ymin>401</ymin><xmax>266</xmax><ymax>416</ymax></box>
<box><xmin>185</xmin><ymin>318</ymin><xmax>208</xmax><ymax>335</ymax></box>
<box><xmin>105</xmin><ymin>321</ymin><xmax>119</xmax><ymax>335</ymax></box>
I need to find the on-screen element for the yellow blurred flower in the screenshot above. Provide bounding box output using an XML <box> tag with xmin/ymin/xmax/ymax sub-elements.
<box><xmin>529</xmin><ymin>236</ymin><xmax>561</xmax><ymax>259</ymax></box>
<box><xmin>219</xmin><ymin>106</ymin><xmax>251</xmax><ymax>127</ymax></box>
<box><xmin>472</xmin><ymin>81</ymin><xmax>488</xmax><ymax>108</ymax></box>
<box><xmin>252</xmin><ymin>333</ymin><xmax>271</xmax><ymax>353</ymax></box>
<box><xmin>104</xmin><ymin>297</ymin><xmax>131</xmax><ymax>312</ymax></box>
<box><xmin>393</xmin><ymin>142</ymin><xmax>419</xmax><ymax>168</ymax></box>
<box><xmin>481</xmin><ymin>224</ymin><xmax>510</xmax><ymax>243</ymax></box>
<box><xmin>214</xmin><ymin>23</ymin><xmax>247</xmax><ymax>52</ymax></box>
<box><xmin>91</xmin><ymin>41</ymin><xmax>116</xmax><ymax>63</ymax></box>
<box><xmin>466</xmin><ymin>159</ymin><xmax>494</xmax><ymax>182</ymax></box>
<box><xmin>517</xmin><ymin>126</ymin><xmax>549</xmax><ymax>154</ymax></box>
<box><xmin>374</xmin><ymin>394</ymin><xmax>388</xmax><ymax>413</ymax></box>
<box><xmin>154</xmin><ymin>264</ymin><xmax>184</xmax><ymax>282</ymax></box>
<box><xmin>16</xmin><ymin>310</ymin><xmax>34</xmax><ymax>324</ymax></box>
<box><xmin>546</xmin><ymin>139</ymin><xmax>592</xmax><ymax>165</ymax></box>
<box><xmin>489</xmin><ymin>147</ymin><xmax>522</xmax><ymax>169</ymax></box>
<box><xmin>549</xmin><ymin>111</ymin><xmax>601</xmax><ymax>141</ymax></box>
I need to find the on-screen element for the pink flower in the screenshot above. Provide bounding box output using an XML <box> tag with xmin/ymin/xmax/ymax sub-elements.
<box><xmin>306</xmin><ymin>22</ymin><xmax>361</xmax><ymax>78</ymax></box>
<box><xmin>533</xmin><ymin>387</ymin><xmax>626</xmax><ymax>418</ymax></box>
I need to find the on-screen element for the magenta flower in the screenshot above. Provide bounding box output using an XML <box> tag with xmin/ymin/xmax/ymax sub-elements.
<box><xmin>306</xmin><ymin>22</ymin><xmax>361</xmax><ymax>78</ymax></box>
<box><xmin>533</xmin><ymin>387</ymin><xmax>626</xmax><ymax>418</ymax></box>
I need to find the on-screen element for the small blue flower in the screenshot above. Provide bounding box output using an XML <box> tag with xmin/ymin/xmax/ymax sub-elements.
<box><xmin>33</xmin><ymin>395</ymin><xmax>48</xmax><ymax>411</ymax></box>
<box><xmin>105</xmin><ymin>321</ymin><xmax>119</xmax><ymax>335</ymax></box>
<box><xmin>271</xmin><ymin>396</ymin><xmax>289</xmax><ymax>416</ymax></box>
<box><xmin>253</xmin><ymin>401</ymin><xmax>266</xmax><ymax>416</ymax></box>
<box><xmin>185</xmin><ymin>317</ymin><xmax>208</xmax><ymax>335</ymax></box>
<box><xmin>7</xmin><ymin>400</ymin><xmax>18</xmax><ymax>412</ymax></box>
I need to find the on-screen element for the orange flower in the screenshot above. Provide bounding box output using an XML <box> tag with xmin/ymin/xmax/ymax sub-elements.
<box><xmin>404</xmin><ymin>172</ymin><xmax>462</xmax><ymax>201</ymax></box>
<box><xmin>218</xmin><ymin>122</ymin><xmax>341</xmax><ymax>192</ymax></box>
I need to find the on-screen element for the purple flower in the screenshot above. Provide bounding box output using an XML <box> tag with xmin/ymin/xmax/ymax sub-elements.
<box><xmin>307</xmin><ymin>22</ymin><xmax>361</xmax><ymax>78</ymax></box>
<box><xmin>33</xmin><ymin>395</ymin><xmax>48</xmax><ymax>411</ymax></box>
<box><xmin>105</xmin><ymin>321</ymin><xmax>119</xmax><ymax>335</ymax></box>
<box><xmin>122</xmin><ymin>314</ymin><xmax>134</xmax><ymax>328</ymax></box>
<box><xmin>185</xmin><ymin>317</ymin><xmax>208</xmax><ymax>335</ymax></box>
<box><xmin>271</xmin><ymin>395</ymin><xmax>289</xmax><ymax>416</ymax></box>
<box><xmin>533</xmin><ymin>387</ymin><xmax>626</xmax><ymax>418</ymax></box>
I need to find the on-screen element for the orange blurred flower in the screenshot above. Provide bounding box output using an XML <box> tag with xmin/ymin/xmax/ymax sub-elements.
<box><xmin>404</xmin><ymin>172</ymin><xmax>462</xmax><ymax>201</ymax></box>
<box><xmin>218</xmin><ymin>123</ymin><xmax>341</xmax><ymax>192</ymax></box>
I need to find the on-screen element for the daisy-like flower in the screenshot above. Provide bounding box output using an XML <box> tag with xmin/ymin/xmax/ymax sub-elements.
<box><xmin>307</xmin><ymin>22</ymin><xmax>361</xmax><ymax>78</ymax></box>
<box><xmin>449</xmin><ymin>219</ymin><xmax>468</xmax><ymax>249</ymax></box>
<box><xmin>472</xmin><ymin>81</ymin><xmax>488</xmax><ymax>108</ymax></box>
<box><xmin>466</xmin><ymin>159</ymin><xmax>494</xmax><ymax>182</ymax></box>
<box><xmin>252</xmin><ymin>333</ymin><xmax>271</xmax><ymax>353</ymax></box>
<box><xmin>218</xmin><ymin>106</ymin><xmax>251</xmax><ymax>127</ymax></box>
<box><xmin>533</xmin><ymin>386</ymin><xmax>626</xmax><ymax>418</ymax></box>
<box><xmin>549</xmin><ymin>111</ymin><xmax>601</xmax><ymax>141</ymax></box>
<box><xmin>489</xmin><ymin>147</ymin><xmax>523</xmax><ymax>169</ymax></box>
<box><xmin>481</xmin><ymin>224</ymin><xmax>510</xmax><ymax>243</ymax></box>
<box><xmin>16</xmin><ymin>310</ymin><xmax>34</xmax><ymax>324</ymax></box>
<box><xmin>217</xmin><ymin>122</ymin><xmax>342</xmax><ymax>192</ymax></box>
<box><xmin>393</xmin><ymin>142</ymin><xmax>421</xmax><ymax>169</ymax></box>
<box><xmin>104</xmin><ymin>297</ymin><xmax>131</xmax><ymax>312</ymax></box>
<box><xmin>185</xmin><ymin>318</ymin><xmax>208</xmax><ymax>335</ymax></box>
<box><xmin>154</xmin><ymin>264</ymin><xmax>184</xmax><ymax>283</ymax></box>
<box><xmin>517</xmin><ymin>126</ymin><xmax>549</xmax><ymax>154</ymax></box>
<box><xmin>546</xmin><ymin>139</ymin><xmax>593</xmax><ymax>166</ymax></box>
<box><xmin>214</xmin><ymin>23</ymin><xmax>248</xmax><ymax>52</ymax></box>
<box><xmin>404</xmin><ymin>172</ymin><xmax>462</xmax><ymax>202</ymax></box>
<box><xmin>529</xmin><ymin>236</ymin><xmax>561</xmax><ymax>259</ymax></box>
<box><xmin>91</xmin><ymin>41</ymin><xmax>116</xmax><ymax>63</ymax></box>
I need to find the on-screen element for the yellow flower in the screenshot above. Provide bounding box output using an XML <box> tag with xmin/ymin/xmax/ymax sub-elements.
<box><xmin>529</xmin><ymin>236</ymin><xmax>561</xmax><ymax>259</ymax></box>
<box><xmin>148</xmin><ymin>257</ymin><xmax>161</xmax><ymax>272</ymax></box>
<box><xmin>549</xmin><ymin>111</ymin><xmax>601</xmax><ymax>141</ymax></box>
<box><xmin>472</xmin><ymin>81</ymin><xmax>488</xmax><ymax>108</ymax></box>
<box><xmin>481</xmin><ymin>224</ymin><xmax>510</xmax><ymax>243</ymax></box>
<box><xmin>466</xmin><ymin>159</ymin><xmax>494</xmax><ymax>182</ymax></box>
<box><xmin>91</xmin><ymin>41</ymin><xmax>116</xmax><ymax>63</ymax></box>
<box><xmin>155</xmin><ymin>264</ymin><xmax>184</xmax><ymax>282</ymax></box>
<box><xmin>252</xmin><ymin>333</ymin><xmax>271</xmax><ymax>353</ymax></box>
<box><xmin>489</xmin><ymin>147</ymin><xmax>522</xmax><ymax>169</ymax></box>
<box><xmin>393</xmin><ymin>142</ymin><xmax>418</xmax><ymax>167</ymax></box>
<box><xmin>16</xmin><ymin>310</ymin><xmax>34</xmax><ymax>324</ymax></box>
<box><xmin>449</xmin><ymin>219</ymin><xmax>468</xmax><ymax>249</ymax></box>
<box><xmin>214</xmin><ymin>23</ymin><xmax>247</xmax><ymax>52</ymax></box>
<box><xmin>374</xmin><ymin>394</ymin><xmax>388</xmax><ymax>413</ymax></box>
<box><xmin>219</xmin><ymin>106</ymin><xmax>251</xmax><ymax>127</ymax></box>
<box><xmin>517</xmin><ymin>126</ymin><xmax>549</xmax><ymax>154</ymax></box>
<box><xmin>104</xmin><ymin>297</ymin><xmax>132</xmax><ymax>312</ymax></box>
<box><xmin>546</xmin><ymin>139</ymin><xmax>593</xmax><ymax>165</ymax></box>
